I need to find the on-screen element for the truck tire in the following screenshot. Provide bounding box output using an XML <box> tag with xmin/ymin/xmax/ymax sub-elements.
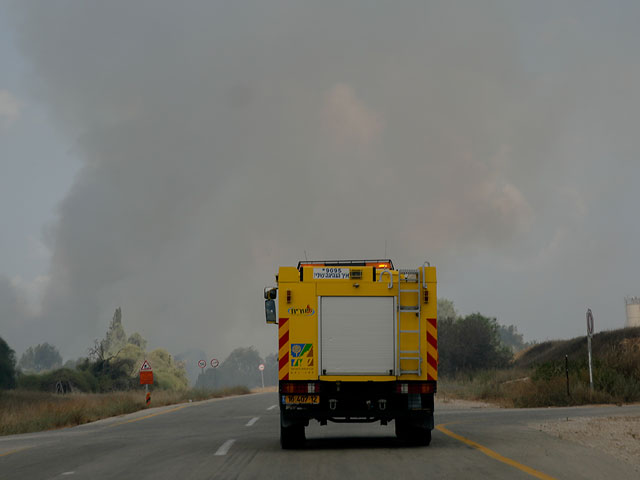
<box><xmin>395</xmin><ymin>420</ymin><xmax>431</xmax><ymax>446</ymax></box>
<box><xmin>280</xmin><ymin>423</ymin><xmax>305</xmax><ymax>449</ymax></box>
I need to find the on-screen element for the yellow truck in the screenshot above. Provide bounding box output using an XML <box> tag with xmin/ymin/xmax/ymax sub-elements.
<box><xmin>264</xmin><ymin>259</ymin><xmax>437</xmax><ymax>448</ymax></box>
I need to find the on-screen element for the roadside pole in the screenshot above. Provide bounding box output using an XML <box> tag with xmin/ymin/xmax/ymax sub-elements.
<box><xmin>259</xmin><ymin>363</ymin><xmax>265</xmax><ymax>389</ymax></box>
<box><xmin>211</xmin><ymin>358</ymin><xmax>219</xmax><ymax>389</ymax></box>
<box><xmin>565</xmin><ymin>355</ymin><xmax>570</xmax><ymax>398</ymax></box>
<box><xmin>586</xmin><ymin>308</ymin><xmax>594</xmax><ymax>392</ymax></box>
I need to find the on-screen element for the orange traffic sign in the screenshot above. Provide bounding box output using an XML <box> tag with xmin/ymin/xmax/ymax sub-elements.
<box><xmin>140</xmin><ymin>371</ymin><xmax>153</xmax><ymax>385</ymax></box>
<box><xmin>140</xmin><ymin>360</ymin><xmax>152</xmax><ymax>371</ymax></box>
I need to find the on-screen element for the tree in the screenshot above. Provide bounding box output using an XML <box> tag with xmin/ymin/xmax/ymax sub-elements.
<box><xmin>437</xmin><ymin>298</ymin><xmax>458</xmax><ymax>322</ymax></box>
<box><xmin>263</xmin><ymin>353</ymin><xmax>278</xmax><ymax>387</ymax></box>
<box><xmin>0</xmin><ymin>336</ymin><xmax>17</xmax><ymax>389</ymax></box>
<box><xmin>498</xmin><ymin>324</ymin><xmax>528</xmax><ymax>352</ymax></box>
<box><xmin>438</xmin><ymin>312</ymin><xmax>512</xmax><ymax>376</ymax></box>
<box><xmin>148</xmin><ymin>348</ymin><xmax>188</xmax><ymax>390</ymax></box>
<box><xmin>18</xmin><ymin>343</ymin><xmax>63</xmax><ymax>373</ymax></box>
<box><xmin>127</xmin><ymin>332</ymin><xmax>147</xmax><ymax>350</ymax></box>
<box><xmin>196</xmin><ymin>347</ymin><xmax>264</xmax><ymax>390</ymax></box>
<box><xmin>102</xmin><ymin>307</ymin><xmax>127</xmax><ymax>357</ymax></box>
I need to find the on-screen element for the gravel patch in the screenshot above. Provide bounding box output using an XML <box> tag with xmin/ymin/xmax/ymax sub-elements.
<box><xmin>536</xmin><ymin>415</ymin><xmax>640</xmax><ymax>473</ymax></box>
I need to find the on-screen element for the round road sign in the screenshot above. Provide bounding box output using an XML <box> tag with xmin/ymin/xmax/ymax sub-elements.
<box><xmin>258</xmin><ymin>363</ymin><xmax>265</xmax><ymax>371</ymax></box>
<box><xmin>198</xmin><ymin>360</ymin><xmax>206</xmax><ymax>369</ymax></box>
<box><xmin>586</xmin><ymin>309</ymin><xmax>594</xmax><ymax>336</ymax></box>
<box><xmin>210</xmin><ymin>358</ymin><xmax>219</xmax><ymax>368</ymax></box>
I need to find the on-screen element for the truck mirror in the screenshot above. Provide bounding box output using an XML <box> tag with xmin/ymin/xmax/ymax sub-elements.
<box><xmin>264</xmin><ymin>287</ymin><xmax>277</xmax><ymax>300</ymax></box>
<box><xmin>265</xmin><ymin>299</ymin><xmax>277</xmax><ymax>324</ymax></box>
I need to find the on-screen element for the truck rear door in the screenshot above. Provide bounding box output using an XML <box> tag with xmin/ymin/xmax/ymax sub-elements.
<box><xmin>319</xmin><ymin>296</ymin><xmax>395</xmax><ymax>376</ymax></box>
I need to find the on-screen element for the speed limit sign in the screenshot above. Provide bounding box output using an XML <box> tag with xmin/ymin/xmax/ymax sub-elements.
<box><xmin>197</xmin><ymin>360</ymin><xmax>206</xmax><ymax>369</ymax></box>
<box><xmin>211</xmin><ymin>358</ymin><xmax>219</xmax><ymax>368</ymax></box>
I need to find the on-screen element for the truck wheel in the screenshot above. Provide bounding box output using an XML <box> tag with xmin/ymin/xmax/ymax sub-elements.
<box><xmin>411</xmin><ymin>427</ymin><xmax>431</xmax><ymax>446</ymax></box>
<box><xmin>395</xmin><ymin>420</ymin><xmax>431</xmax><ymax>446</ymax></box>
<box><xmin>280</xmin><ymin>423</ymin><xmax>305</xmax><ymax>449</ymax></box>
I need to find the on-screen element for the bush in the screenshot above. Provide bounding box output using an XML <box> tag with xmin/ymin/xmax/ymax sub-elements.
<box><xmin>17</xmin><ymin>368</ymin><xmax>98</xmax><ymax>393</ymax></box>
<box><xmin>0</xmin><ymin>337</ymin><xmax>17</xmax><ymax>389</ymax></box>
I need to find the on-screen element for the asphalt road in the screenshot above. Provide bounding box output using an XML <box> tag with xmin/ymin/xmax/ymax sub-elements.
<box><xmin>1</xmin><ymin>392</ymin><xmax>639</xmax><ymax>480</ymax></box>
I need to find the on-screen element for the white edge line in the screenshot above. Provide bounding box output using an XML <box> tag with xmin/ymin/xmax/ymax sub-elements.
<box><xmin>267</xmin><ymin>404</ymin><xmax>277</xmax><ymax>411</ymax></box>
<box><xmin>246</xmin><ymin>416</ymin><xmax>260</xmax><ymax>426</ymax></box>
<box><xmin>214</xmin><ymin>439</ymin><xmax>236</xmax><ymax>456</ymax></box>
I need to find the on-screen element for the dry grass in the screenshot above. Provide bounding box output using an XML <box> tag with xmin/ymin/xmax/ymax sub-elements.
<box><xmin>439</xmin><ymin>327</ymin><xmax>640</xmax><ymax>408</ymax></box>
<box><xmin>0</xmin><ymin>386</ymin><xmax>250</xmax><ymax>436</ymax></box>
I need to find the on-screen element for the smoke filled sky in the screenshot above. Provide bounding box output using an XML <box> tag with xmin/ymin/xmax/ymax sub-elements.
<box><xmin>1</xmin><ymin>1</ymin><xmax>640</xmax><ymax>361</ymax></box>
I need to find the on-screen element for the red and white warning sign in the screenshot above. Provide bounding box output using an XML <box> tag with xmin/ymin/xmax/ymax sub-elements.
<box><xmin>139</xmin><ymin>360</ymin><xmax>153</xmax><ymax>385</ymax></box>
<box><xmin>258</xmin><ymin>363</ymin><xmax>265</xmax><ymax>371</ymax></box>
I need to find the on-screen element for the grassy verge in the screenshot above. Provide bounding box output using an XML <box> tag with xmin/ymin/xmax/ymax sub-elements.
<box><xmin>439</xmin><ymin>328</ymin><xmax>640</xmax><ymax>408</ymax></box>
<box><xmin>0</xmin><ymin>386</ymin><xmax>250</xmax><ymax>436</ymax></box>
<box><xmin>439</xmin><ymin>370</ymin><xmax>623</xmax><ymax>408</ymax></box>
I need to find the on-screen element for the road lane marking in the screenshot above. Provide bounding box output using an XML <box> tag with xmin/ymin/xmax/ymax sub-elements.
<box><xmin>0</xmin><ymin>446</ymin><xmax>30</xmax><ymax>457</ymax></box>
<box><xmin>435</xmin><ymin>424</ymin><xmax>557</xmax><ymax>480</ymax></box>
<box><xmin>246</xmin><ymin>416</ymin><xmax>260</xmax><ymax>426</ymax></box>
<box><xmin>108</xmin><ymin>405</ymin><xmax>188</xmax><ymax>428</ymax></box>
<box><xmin>215</xmin><ymin>439</ymin><xmax>236</xmax><ymax>456</ymax></box>
<box><xmin>267</xmin><ymin>404</ymin><xmax>277</xmax><ymax>411</ymax></box>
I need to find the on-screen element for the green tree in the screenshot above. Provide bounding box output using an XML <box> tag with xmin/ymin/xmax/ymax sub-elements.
<box><xmin>149</xmin><ymin>348</ymin><xmax>188</xmax><ymax>390</ymax></box>
<box><xmin>18</xmin><ymin>343</ymin><xmax>63</xmax><ymax>373</ymax></box>
<box><xmin>498</xmin><ymin>324</ymin><xmax>528</xmax><ymax>352</ymax></box>
<box><xmin>102</xmin><ymin>307</ymin><xmax>127</xmax><ymax>357</ymax></box>
<box><xmin>438</xmin><ymin>312</ymin><xmax>512</xmax><ymax>375</ymax></box>
<box><xmin>196</xmin><ymin>347</ymin><xmax>263</xmax><ymax>390</ymax></box>
<box><xmin>438</xmin><ymin>298</ymin><xmax>458</xmax><ymax>322</ymax></box>
<box><xmin>263</xmin><ymin>353</ymin><xmax>278</xmax><ymax>386</ymax></box>
<box><xmin>0</xmin><ymin>336</ymin><xmax>17</xmax><ymax>389</ymax></box>
<box><xmin>127</xmin><ymin>332</ymin><xmax>147</xmax><ymax>350</ymax></box>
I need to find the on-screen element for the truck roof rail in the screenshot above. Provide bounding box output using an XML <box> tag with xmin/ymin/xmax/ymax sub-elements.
<box><xmin>297</xmin><ymin>259</ymin><xmax>394</xmax><ymax>270</ymax></box>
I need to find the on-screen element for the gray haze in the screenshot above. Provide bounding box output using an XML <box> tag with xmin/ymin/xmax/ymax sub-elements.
<box><xmin>2</xmin><ymin>1</ymin><xmax>640</xmax><ymax>360</ymax></box>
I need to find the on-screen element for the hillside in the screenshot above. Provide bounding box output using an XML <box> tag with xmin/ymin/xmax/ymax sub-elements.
<box><xmin>515</xmin><ymin>326</ymin><xmax>640</xmax><ymax>368</ymax></box>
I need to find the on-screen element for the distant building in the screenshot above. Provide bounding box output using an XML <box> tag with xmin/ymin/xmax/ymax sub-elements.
<box><xmin>625</xmin><ymin>297</ymin><xmax>640</xmax><ymax>327</ymax></box>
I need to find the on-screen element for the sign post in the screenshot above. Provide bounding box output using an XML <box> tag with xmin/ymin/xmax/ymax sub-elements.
<box><xmin>210</xmin><ymin>359</ymin><xmax>219</xmax><ymax>389</ymax></box>
<box><xmin>139</xmin><ymin>359</ymin><xmax>153</xmax><ymax>406</ymax></box>
<box><xmin>258</xmin><ymin>363</ymin><xmax>265</xmax><ymax>389</ymax></box>
<box><xmin>586</xmin><ymin>308</ymin><xmax>594</xmax><ymax>392</ymax></box>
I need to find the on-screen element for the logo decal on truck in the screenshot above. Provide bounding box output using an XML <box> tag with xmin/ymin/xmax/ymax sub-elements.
<box><xmin>287</xmin><ymin>305</ymin><xmax>315</xmax><ymax>316</ymax></box>
<box><xmin>291</xmin><ymin>343</ymin><xmax>314</xmax><ymax>367</ymax></box>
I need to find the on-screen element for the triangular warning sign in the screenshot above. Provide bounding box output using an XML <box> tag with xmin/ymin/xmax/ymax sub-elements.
<box><xmin>140</xmin><ymin>360</ymin><xmax>152</xmax><ymax>371</ymax></box>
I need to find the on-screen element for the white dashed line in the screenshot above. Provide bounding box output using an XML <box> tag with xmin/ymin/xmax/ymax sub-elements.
<box><xmin>61</xmin><ymin>472</ymin><xmax>75</xmax><ymax>476</ymax></box>
<box><xmin>267</xmin><ymin>404</ymin><xmax>278</xmax><ymax>411</ymax></box>
<box><xmin>246</xmin><ymin>416</ymin><xmax>260</xmax><ymax>426</ymax></box>
<box><xmin>214</xmin><ymin>439</ymin><xmax>236</xmax><ymax>456</ymax></box>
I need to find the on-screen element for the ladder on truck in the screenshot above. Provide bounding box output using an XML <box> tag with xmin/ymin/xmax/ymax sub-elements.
<box><xmin>398</xmin><ymin>268</ymin><xmax>422</xmax><ymax>376</ymax></box>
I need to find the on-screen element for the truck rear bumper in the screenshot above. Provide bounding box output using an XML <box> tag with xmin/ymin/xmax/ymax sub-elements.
<box><xmin>279</xmin><ymin>380</ymin><xmax>435</xmax><ymax>427</ymax></box>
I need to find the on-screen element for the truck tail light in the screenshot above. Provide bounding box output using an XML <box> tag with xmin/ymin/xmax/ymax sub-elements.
<box><xmin>396</xmin><ymin>382</ymin><xmax>434</xmax><ymax>394</ymax></box>
<box><xmin>281</xmin><ymin>382</ymin><xmax>321</xmax><ymax>394</ymax></box>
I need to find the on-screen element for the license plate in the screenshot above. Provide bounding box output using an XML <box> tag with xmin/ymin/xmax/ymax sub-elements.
<box><xmin>284</xmin><ymin>394</ymin><xmax>319</xmax><ymax>404</ymax></box>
